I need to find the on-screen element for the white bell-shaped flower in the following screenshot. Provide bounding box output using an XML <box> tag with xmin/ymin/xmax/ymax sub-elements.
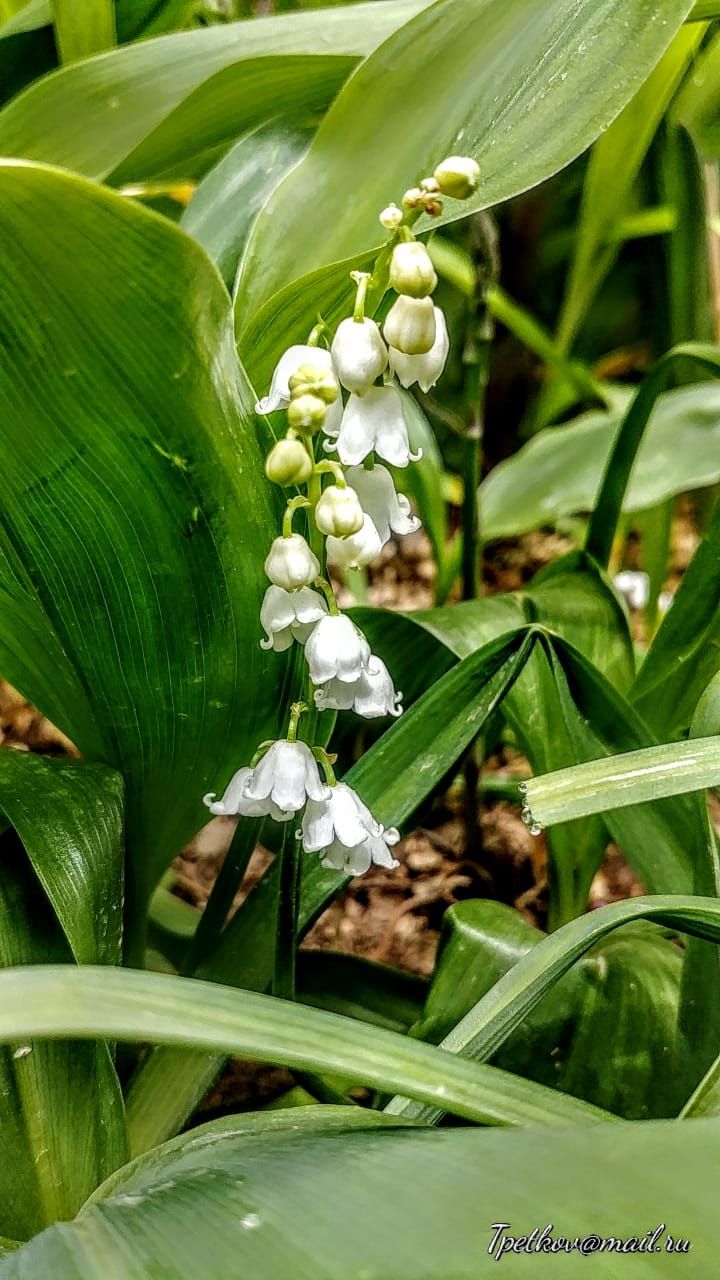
<box><xmin>255</xmin><ymin>344</ymin><xmax>334</xmax><ymax>415</ymax></box>
<box><xmin>388</xmin><ymin>307</ymin><xmax>449</xmax><ymax>392</ymax></box>
<box><xmin>344</xmin><ymin>464</ymin><xmax>420</xmax><ymax>546</ymax></box>
<box><xmin>264</xmin><ymin>533</ymin><xmax>320</xmax><ymax>591</ymax></box>
<box><xmin>260</xmin><ymin>585</ymin><xmax>327</xmax><ymax>652</ymax></box>
<box><xmin>331</xmin><ymin>317</ymin><xmax>388</xmax><ymax>395</ymax></box>
<box><xmin>315</xmin><ymin>484</ymin><xmax>364</xmax><ymax>537</ymax></box>
<box><xmin>320</xmin><ymin>825</ymin><xmax>401</xmax><ymax>876</ymax></box>
<box><xmin>304</xmin><ymin>613</ymin><xmax>371</xmax><ymax>684</ymax></box>
<box><xmin>203</xmin><ymin>766</ymin><xmax>291</xmax><ymax>822</ymax></box>
<box><xmin>325</xmin><ymin>514</ymin><xmax>383</xmax><ymax>570</ymax></box>
<box><xmin>614</xmin><ymin>570</ymin><xmax>650</xmax><ymax>612</ymax></box>
<box><xmin>243</xmin><ymin>740</ymin><xmax>330</xmax><ymax>814</ymax></box>
<box><xmin>383</xmin><ymin>295</ymin><xmax>436</xmax><ymax>355</ymax></box>
<box><xmin>314</xmin><ymin>654</ymin><xmax>403</xmax><ymax>719</ymax></box>
<box><xmin>328</xmin><ymin>385</ymin><xmax>421</xmax><ymax>468</ymax></box>
<box><xmin>301</xmin><ymin>781</ymin><xmax>382</xmax><ymax>854</ymax></box>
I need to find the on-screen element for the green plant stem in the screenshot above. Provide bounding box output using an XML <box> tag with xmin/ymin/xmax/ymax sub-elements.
<box><xmin>180</xmin><ymin>818</ymin><xmax>262</xmax><ymax>977</ymax></box>
<box><xmin>273</xmin><ymin>827</ymin><xmax>302</xmax><ymax>1001</ymax></box>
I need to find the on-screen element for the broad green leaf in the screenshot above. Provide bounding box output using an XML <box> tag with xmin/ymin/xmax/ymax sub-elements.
<box><xmin>414</xmin><ymin>901</ymin><xmax>682</xmax><ymax>1119</ymax></box>
<box><xmin>478</xmin><ymin>382</ymin><xmax>720</xmax><ymax>540</ymax></box>
<box><xmin>0</xmin><ymin>752</ymin><xmax>123</xmax><ymax>967</ymax></box>
<box><xmin>586</xmin><ymin>343</ymin><xmax>720</xmax><ymax>565</ymax></box>
<box><xmin>386</xmin><ymin>893</ymin><xmax>720</xmax><ymax>1122</ymax></box>
<box><xmin>0</xmin><ymin>2</ymin><xmax>427</xmax><ymax>182</ymax></box>
<box><xmin>659</xmin><ymin>122</ymin><xmax>713</xmax><ymax>346</ymax></box>
<box><xmin>673</xmin><ymin>24</ymin><xmax>720</xmax><ymax>156</ymax></box>
<box><xmin>0</xmin><ymin>160</ymin><xmax>281</xmax><ymax>933</ymax></box>
<box><xmin>238</xmin><ymin>0</ymin><xmax>694</xmax><ymax>321</ymax></box>
<box><xmin>5</xmin><ymin>1111</ymin><xmax>719</xmax><ymax>1278</ymax></box>
<box><xmin>0</xmin><ymin>964</ymin><xmax>606</xmax><ymax>1129</ymax></box>
<box><xmin>632</xmin><ymin>495</ymin><xmax>720</xmax><ymax>737</ymax></box>
<box><xmin>51</xmin><ymin>0</ymin><xmax>115</xmax><ymax>63</ymax></box>
<box><xmin>0</xmin><ymin>757</ymin><xmax>126</xmax><ymax>1240</ymax></box>
<box><xmin>181</xmin><ymin>120</ymin><xmax>312</xmax><ymax>290</ymax></box>
<box><xmin>298</xmin><ymin>950</ymin><xmax>426</xmax><ymax>1033</ymax></box>
<box><xmin>525</xmin><ymin>734</ymin><xmax>720</xmax><ymax>828</ymax></box>
<box><xmin>557</xmin><ymin>25</ymin><xmax>704</xmax><ymax>351</ymax></box>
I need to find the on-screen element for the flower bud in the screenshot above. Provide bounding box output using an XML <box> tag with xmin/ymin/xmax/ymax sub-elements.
<box><xmin>287</xmin><ymin>393</ymin><xmax>327</xmax><ymax>436</ymax></box>
<box><xmin>383</xmin><ymin>295</ymin><xmax>436</xmax><ymax>356</ymax></box>
<box><xmin>389</xmin><ymin>240</ymin><xmax>437</xmax><ymax>299</ymax></box>
<box><xmin>315</xmin><ymin>484</ymin><xmax>364</xmax><ymax>537</ymax></box>
<box><xmin>401</xmin><ymin>186</ymin><xmax>424</xmax><ymax>210</ymax></box>
<box><xmin>288</xmin><ymin>363</ymin><xmax>339</xmax><ymax>405</ymax></box>
<box><xmin>265</xmin><ymin>533</ymin><xmax>320</xmax><ymax>591</ymax></box>
<box><xmin>331</xmin><ymin>317</ymin><xmax>388</xmax><ymax>395</ymax></box>
<box><xmin>265</xmin><ymin>438</ymin><xmax>313</xmax><ymax>486</ymax></box>
<box><xmin>379</xmin><ymin>203</ymin><xmax>403</xmax><ymax>230</ymax></box>
<box><xmin>433</xmin><ymin>155</ymin><xmax>480</xmax><ymax>200</ymax></box>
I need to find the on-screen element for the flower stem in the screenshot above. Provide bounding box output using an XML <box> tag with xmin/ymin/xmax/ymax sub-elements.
<box><xmin>351</xmin><ymin>271</ymin><xmax>371</xmax><ymax>323</ymax></box>
<box><xmin>313</xmin><ymin>460</ymin><xmax>346</xmax><ymax>487</ymax></box>
<box><xmin>286</xmin><ymin>701</ymin><xmax>308</xmax><ymax>743</ymax></box>
<box><xmin>282</xmin><ymin>495</ymin><xmax>311</xmax><ymax>539</ymax></box>
<box><xmin>314</xmin><ymin>577</ymin><xmax>340</xmax><ymax>616</ymax></box>
<box><xmin>273</xmin><ymin>825</ymin><xmax>302</xmax><ymax>1000</ymax></box>
<box><xmin>180</xmin><ymin>818</ymin><xmax>262</xmax><ymax>977</ymax></box>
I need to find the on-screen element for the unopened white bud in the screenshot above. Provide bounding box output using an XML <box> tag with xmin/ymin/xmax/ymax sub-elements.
<box><xmin>389</xmin><ymin>240</ymin><xmax>437</xmax><ymax>298</ymax></box>
<box><xmin>287</xmin><ymin>393</ymin><xmax>327</xmax><ymax>435</ymax></box>
<box><xmin>420</xmin><ymin>176</ymin><xmax>440</xmax><ymax>194</ymax></box>
<box><xmin>265</xmin><ymin>533</ymin><xmax>320</xmax><ymax>591</ymax></box>
<box><xmin>379</xmin><ymin>203</ymin><xmax>403</xmax><ymax>231</ymax></box>
<box><xmin>433</xmin><ymin>155</ymin><xmax>480</xmax><ymax>200</ymax></box>
<box><xmin>383</xmin><ymin>295</ymin><xmax>436</xmax><ymax>355</ymax></box>
<box><xmin>288</xmin><ymin>363</ymin><xmax>339</xmax><ymax>405</ymax></box>
<box><xmin>331</xmin><ymin>317</ymin><xmax>388</xmax><ymax>395</ymax></box>
<box><xmin>265</xmin><ymin>438</ymin><xmax>313</xmax><ymax>486</ymax></box>
<box><xmin>402</xmin><ymin>186</ymin><xmax>424</xmax><ymax>210</ymax></box>
<box><xmin>315</xmin><ymin>484</ymin><xmax>364</xmax><ymax>537</ymax></box>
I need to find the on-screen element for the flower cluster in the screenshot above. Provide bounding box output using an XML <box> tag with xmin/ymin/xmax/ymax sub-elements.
<box><xmin>203</xmin><ymin>155</ymin><xmax>480</xmax><ymax>877</ymax></box>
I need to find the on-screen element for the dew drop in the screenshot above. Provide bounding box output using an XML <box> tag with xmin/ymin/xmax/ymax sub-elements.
<box><xmin>241</xmin><ymin>1213</ymin><xmax>262</xmax><ymax>1231</ymax></box>
<box><xmin>13</xmin><ymin>1045</ymin><xmax>32</xmax><ymax>1060</ymax></box>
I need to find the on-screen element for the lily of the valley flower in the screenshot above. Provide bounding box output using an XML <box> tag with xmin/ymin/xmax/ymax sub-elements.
<box><xmin>331</xmin><ymin>317</ymin><xmax>388</xmax><ymax>394</ymax></box>
<box><xmin>344</xmin><ymin>463</ymin><xmax>420</xmax><ymax>545</ymax></box>
<box><xmin>255</xmin><ymin>345</ymin><xmax>335</xmax><ymax>415</ymax></box>
<box><xmin>301</xmin><ymin>781</ymin><xmax>382</xmax><ymax>854</ymax></box>
<box><xmin>243</xmin><ymin>739</ymin><xmax>331</xmax><ymax>814</ymax></box>
<box><xmin>383</xmin><ymin>295</ymin><xmax>436</xmax><ymax>355</ymax></box>
<box><xmin>328</xmin><ymin>385</ymin><xmax>421</xmax><ymax>468</ymax></box>
<box><xmin>314</xmin><ymin>483</ymin><xmax>364</xmax><ymax>537</ymax></box>
<box><xmin>388</xmin><ymin>307</ymin><xmax>449</xmax><ymax>392</ymax></box>
<box><xmin>260</xmin><ymin>585</ymin><xmax>327</xmax><ymax>652</ymax></box>
<box><xmin>325</xmin><ymin>513</ymin><xmax>383</xmax><ymax>570</ymax></box>
<box><xmin>304</xmin><ymin>613</ymin><xmax>371</xmax><ymax>684</ymax></box>
<box><xmin>320</xmin><ymin>824</ymin><xmax>401</xmax><ymax>876</ymax></box>
<box><xmin>264</xmin><ymin>533</ymin><xmax>320</xmax><ymax>591</ymax></box>
<box><xmin>203</xmin><ymin>766</ymin><xmax>291</xmax><ymax>822</ymax></box>
<box><xmin>314</xmin><ymin>654</ymin><xmax>403</xmax><ymax>718</ymax></box>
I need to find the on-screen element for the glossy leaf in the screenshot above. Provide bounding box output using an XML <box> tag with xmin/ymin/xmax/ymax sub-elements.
<box><xmin>5</xmin><ymin>1110</ymin><xmax>719</xmax><ymax>1278</ymax></box>
<box><xmin>0</xmin><ymin>160</ymin><xmax>281</xmax><ymax>930</ymax></box>
<box><xmin>181</xmin><ymin>120</ymin><xmax>312</xmax><ymax>290</ymax></box>
<box><xmin>0</xmin><ymin>964</ymin><xmax>606</xmax><ymax>1129</ymax></box>
<box><xmin>478</xmin><ymin>382</ymin><xmax>720</xmax><ymax>540</ymax></box>
<box><xmin>386</xmin><ymin>893</ymin><xmax>720</xmax><ymax>1122</ymax></box>
<box><xmin>239</xmin><ymin>0</ymin><xmax>695</xmax><ymax>319</ymax></box>
<box><xmin>0</xmin><ymin>2</ymin><xmax>427</xmax><ymax>182</ymax></box>
<box><xmin>414</xmin><ymin>900</ymin><xmax>682</xmax><ymax>1119</ymax></box>
<box><xmin>0</xmin><ymin>755</ymin><xmax>126</xmax><ymax>1240</ymax></box>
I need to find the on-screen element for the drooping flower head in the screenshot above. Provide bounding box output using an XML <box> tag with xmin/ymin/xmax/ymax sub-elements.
<box><xmin>343</xmin><ymin>463</ymin><xmax>420</xmax><ymax>545</ymax></box>
<box><xmin>304</xmin><ymin>613</ymin><xmax>371</xmax><ymax>685</ymax></box>
<box><xmin>260</xmin><ymin>585</ymin><xmax>327</xmax><ymax>652</ymax></box>
<box><xmin>243</xmin><ymin>739</ymin><xmax>331</xmax><ymax>815</ymax></box>
<box><xmin>328</xmin><ymin>385</ymin><xmax>421</xmax><ymax>469</ymax></box>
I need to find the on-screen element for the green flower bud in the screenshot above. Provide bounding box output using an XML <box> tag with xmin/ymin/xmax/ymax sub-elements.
<box><xmin>315</xmin><ymin>484</ymin><xmax>364</xmax><ymax>537</ymax></box>
<box><xmin>265</xmin><ymin>438</ymin><xmax>313</xmax><ymax>486</ymax></box>
<box><xmin>433</xmin><ymin>155</ymin><xmax>480</xmax><ymax>200</ymax></box>
<box><xmin>389</xmin><ymin>240</ymin><xmax>437</xmax><ymax>298</ymax></box>
<box><xmin>288</xmin><ymin>362</ymin><xmax>339</xmax><ymax>405</ymax></box>
<box><xmin>287</xmin><ymin>393</ymin><xmax>328</xmax><ymax>435</ymax></box>
<box><xmin>383</xmin><ymin>295</ymin><xmax>436</xmax><ymax>356</ymax></box>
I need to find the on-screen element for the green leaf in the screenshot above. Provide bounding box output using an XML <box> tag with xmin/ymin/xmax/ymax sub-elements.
<box><xmin>4</xmin><ymin>1109</ymin><xmax>719</xmax><ymax>1277</ymax></box>
<box><xmin>478</xmin><ymin>382</ymin><xmax>720</xmax><ymax>540</ymax></box>
<box><xmin>673</xmin><ymin>24</ymin><xmax>720</xmax><ymax>156</ymax></box>
<box><xmin>181</xmin><ymin>120</ymin><xmax>312</xmax><ymax>290</ymax></box>
<box><xmin>238</xmin><ymin>0</ymin><xmax>695</xmax><ymax>321</ymax></box>
<box><xmin>586</xmin><ymin>343</ymin><xmax>720</xmax><ymax>565</ymax></box>
<box><xmin>298</xmin><ymin>951</ymin><xmax>426</xmax><ymax>1034</ymax></box>
<box><xmin>0</xmin><ymin>756</ymin><xmax>126</xmax><ymax>1240</ymax></box>
<box><xmin>556</xmin><ymin>24</ymin><xmax>704</xmax><ymax>351</ymax></box>
<box><xmin>632</xmin><ymin>496</ymin><xmax>720</xmax><ymax>737</ymax></box>
<box><xmin>0</xmin><ymin>160</ymin><xmax>281</xmax><ymax>933</ymax></box>
<box><xmin>0</xmin><ymin>3</ymin><xmax>427</xmax><ymax>182</ymax></box>
<box><xmin>0</xmin><ymin>964</ymin><xmax>607</xmax><ymax>1129</ymax></box>
<box><xmin>414</xmin><ymin>901</ymin><xmax>682</xmax><ymax>1119</ymax></box>
<box><xmin>386</xmin><ymin>893</ymin><xmax>720</xmax><ymax>1123</ymax></box>
<box><xmin>525</xmin><ymin>734</ymin><xmax>720</xmax><ymax>828</ymax></box>
<box><xmin>51</xmin><ymin>0</ymin><xmax>115</xmax><ymax>62</ymax></box>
